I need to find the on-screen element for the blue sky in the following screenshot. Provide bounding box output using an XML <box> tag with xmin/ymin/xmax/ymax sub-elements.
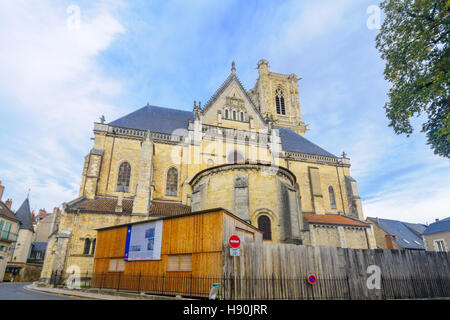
<box><xmin>0</xmin><ymin>0</ymin><xmax>448</xmax><ymax>224</ymax></box>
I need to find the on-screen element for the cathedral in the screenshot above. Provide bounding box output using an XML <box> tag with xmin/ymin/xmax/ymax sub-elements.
<box><xmin>40</xmin><ymin>60</ymin><xmax>376</xmax><ymax>281</ymax></box>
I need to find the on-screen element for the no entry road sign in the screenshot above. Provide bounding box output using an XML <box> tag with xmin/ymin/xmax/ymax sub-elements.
<box><xmin>229</xmin><ymin>235</ymin><xmax>241</xmax><ymax>248</ymax></box>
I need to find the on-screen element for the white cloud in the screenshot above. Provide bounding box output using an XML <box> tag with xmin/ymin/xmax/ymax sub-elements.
<box><xmin>0</xmin><ymin>1</ymin><xmax>125</xmax><ymax>210</ymax></box>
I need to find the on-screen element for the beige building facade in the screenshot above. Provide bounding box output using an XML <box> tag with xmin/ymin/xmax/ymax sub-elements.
<box><xmin>422</xmin><ymin>218</ymin><xmax>450</xmax><ymax>252</ymax></box>
<box><xmin>40</xmin><ymin>60</ymin><xmax>375</xmax><ymax>283</ymax></box>
<box><xmin>0</xmin><ymin>201</ymin><xmax>20</xmax><ymax>281</ymax></box>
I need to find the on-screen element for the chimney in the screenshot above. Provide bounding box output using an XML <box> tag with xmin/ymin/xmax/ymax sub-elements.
<box><xmin>435</xmin><ymin>218</ymin><xmax>439</xmax><ymax>222</ymax></box>
<box><xmin>5</xmin><ymin>198</ymin><xmax>12</xmax><ymax>209</ymax></box>
<box><xmin>0</xmin><ymin>180</ymin><xmax>4</xmax><ymax>202</ymax></box>
<box><xmin>385</xmin><ymin>234</ymin><xmax>394</xmax><ymax>250</ymax></box>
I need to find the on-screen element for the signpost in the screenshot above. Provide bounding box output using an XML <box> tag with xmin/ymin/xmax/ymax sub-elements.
<box><xmin>307</xmin><ymin>273</ymin><xmax>317</xmax><ymax>285</ymax></box>
<box><xmin>229</xmin><ymin>235</ymin><xmax>241</xmax><ymax>248</ymax></box>
<box><xmin>229</xmin><ymin>235</ymin><xmax>241</xmax><ymax>299</ymax></box>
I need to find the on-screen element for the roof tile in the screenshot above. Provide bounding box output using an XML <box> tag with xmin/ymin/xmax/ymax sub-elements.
<box><xmin>303</xmin><ymin>213</ymin><xmax>368</xmax><ymax>227</ymax></box>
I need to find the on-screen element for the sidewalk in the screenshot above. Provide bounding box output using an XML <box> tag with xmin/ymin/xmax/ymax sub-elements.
<box><xmin>25</xmin><ymin>283</ymin><xmax>192</xmax><ymax>300</ymax></box>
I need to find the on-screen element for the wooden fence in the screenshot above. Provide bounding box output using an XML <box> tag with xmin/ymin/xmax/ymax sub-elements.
<box><xmin>222</xmin><ymin>242</ymin><xmax>450</xmax><ymax>299</ymax></box>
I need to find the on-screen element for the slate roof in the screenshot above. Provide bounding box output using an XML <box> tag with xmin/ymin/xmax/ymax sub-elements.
<box><xmin>0</xmin><ymin>201</ymin><xmax>20</xmax><ymax>222</ymax></box>
<box><xmin>109</xmin><ymin>105</ymin><xmax>193</xmax><ymax>135</ymax></box>
<box><xmin>275</xmin><ymin>127</ymin><xmax>336</xmax><ymax>157</ymax></box>
<box><xmin>423</xmin><ymin>217</ymin><xmax>450</xmax><ymax>235</ymax></box>
<box><xmin>15</xmin><ymin>198</ymin><xmax>34</xmax><ymax>232</ymax></box>
<box><xmin>66</xmin><ymin>198</ymin><xmax>191</xmax><ymax>216</ymax></box>
<box><xmin>303</xmin><ymin>213</ymin><xmax>369</xmax><ymax>227</ymax></box>
<box><xmin>367</xmin><ymin>217</ymin><xmax>426</xmax><ymax>250</ymax></box>
<box><xmin>31</xmin><ymin>241</ymin><xmax>47</xmax><ymax>252</ymax></box>
<box><xmin>108</xmin><ymin>105</ymin><xmax>336</xmax><ymax>157</ymax></box>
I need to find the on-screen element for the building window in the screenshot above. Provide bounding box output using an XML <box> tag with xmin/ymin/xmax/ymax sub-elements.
<box><xmin>109</xmin><ymin>259</ymin><xmax>125</xmax><ymax>272</ymax></box>
<box><xmin>225</xmin><ymin>109</ymin><xmax>229</xmax><ymax>119</ymax></box>
<box><xmin>240</xmin><ymin>112</ymin><xmax>244</xmax><ymax>121</ymax></box>
<box><xmin>117</xmin><ymin>162</ymin><xmax>131</xmax><ymax>192</ymax></box>
<box><xmin>91</xmin><ymin>239</ymin><xmax>96</xmax><ymax>255</ymax></box>
<box><xmin>329</xmin><ymin>186</ymin><xmax>336</xmax><ymax>209</ymax></box>
<box><xmin>233</xmin><ymin>110</ymin><xmax>237</xmax><ymax>120</ymax></box>
<box><xmin>83</xmin><ymin>238</ymin><xmax>91</xmax><ymax>255</ymax></box>
<box><xmin>434</xmin><ymin>240</ymin><xmax>446</xmax><ymax>252</ymax></box>
<box><xmin>166</xmin><ymin>167</ymin><xmax>178</xmax><ymax>196</ymax></box>
<box><xmin>275</xmin><ymin>88</ymin><xmax>285</xmax><ymax>115</ymax></box>
<box><xmin>258</xmin><ymin>215</ymin><xmax>272</xmax><ymax>241</ymax></box>
<box><xmin>227</xmin><ymin>151</ymin><xmax>244</xmax><ymax>163</ymax></box>
<box><xmin>167</xmin><ymin>254</ymin><xmax>192</xmax><ymax>272</ymax></box>
<box><xmin>1</xmin><ymin>222</ymin><xmax>11</xmax><ymax>240</ymax></box>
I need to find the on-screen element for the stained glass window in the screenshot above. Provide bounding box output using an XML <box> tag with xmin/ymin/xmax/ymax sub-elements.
<box><xmin>329</xmin><ymin>186</ymin><xmax>336</xmax><ymax>209</ymax></box>
<box><xmin>275</xmin><ymin>88</ymin><xmax>285</xmax><ymax>115</ymax></box>
<box><xmin>166</xmin><ymin>167</ymin><xmax>178</xmax><ymax>196</ymax></box>
<box><xmin>258</xmin><ymin>215</ymin><xmax>272</xmax><ymax>241</ymax></box>
<box><xmin>117</xmin><ymin>162</ymin><xmax>131</xmax><ymax>192</ymax></box>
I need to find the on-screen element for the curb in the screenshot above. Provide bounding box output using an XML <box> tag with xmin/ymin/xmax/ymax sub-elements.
<box><xmin>26</xmin><ymin>283</ymin><xmax>193</xmax><ymax>300</ymax></box>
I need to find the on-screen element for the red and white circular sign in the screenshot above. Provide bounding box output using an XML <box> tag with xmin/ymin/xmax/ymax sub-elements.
<box><xmin>229</xmin><ymin>235</ymin><xmax>241</xmax><ymax>248</ymax></box>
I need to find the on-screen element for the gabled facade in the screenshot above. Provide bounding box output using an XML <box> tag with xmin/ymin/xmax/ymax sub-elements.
<box><xmin>40</xmin><ymin>60</ymin><xmax>375</xmax><ymax>283</ymax></box>
<box><xmin>422</xmin><ymin>217</ymin><xmax>450</xmax><ymax>252</ymax></box>
<box><xmin>366</xmin><ymin>217</ymin><xmax>427</xmax><ymax>250</ymax></box>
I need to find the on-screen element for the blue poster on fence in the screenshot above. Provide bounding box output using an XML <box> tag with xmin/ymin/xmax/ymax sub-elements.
<box><xmin>124</xmin><ymin>220</ymin><xmax>163</xmax><ymax>261</ymax></box>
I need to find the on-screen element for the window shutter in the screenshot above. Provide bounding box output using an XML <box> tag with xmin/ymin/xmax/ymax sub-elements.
<box><xmin>108</xmin><ymin>259</ymin><xmax>117</xmax><ymax>272</ymax></box>
<box><xmin>168</xmin><ymin>255</ymin><xmax>179</xmax><ymax>271</ymax></box>
<box><xmin>179</xmin><ymin>255</ymin><xmax>192</xmax><ymax>271</ymax></box>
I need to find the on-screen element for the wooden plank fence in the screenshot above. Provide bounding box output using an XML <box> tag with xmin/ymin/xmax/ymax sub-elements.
<box><xmin>222</xmin><ymin>242</ymin><xmax>450</xmax><ymax>300</ymax></box>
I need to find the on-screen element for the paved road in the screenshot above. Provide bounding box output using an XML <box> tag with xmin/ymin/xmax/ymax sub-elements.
<box><xmin>0</xmin><ymin>282</ymin><xmax>82</xmax><ymax>300</ymax></box>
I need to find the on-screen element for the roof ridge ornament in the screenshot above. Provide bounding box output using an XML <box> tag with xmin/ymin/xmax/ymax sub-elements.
<box><xmin>231</xmin><ymin>61</ymin><xmax>236</xmax><ymax>75</ymax></box>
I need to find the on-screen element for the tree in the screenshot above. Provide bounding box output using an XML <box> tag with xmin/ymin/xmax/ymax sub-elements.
<box><xmin>375</xmin><ymin>0</ymin><xmax>449</xmax><ymax>158</ymax></box>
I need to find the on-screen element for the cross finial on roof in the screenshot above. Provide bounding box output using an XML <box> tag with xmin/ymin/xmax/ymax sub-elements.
<box><xmin>231</xmin><ymin>61</ymin><xmax>236</xmax><ymax>75</ymax></box>
<box><xmin>27</xmin><ymin>188</ymin><xmax>30</xmax><ymax>199</ymax></box>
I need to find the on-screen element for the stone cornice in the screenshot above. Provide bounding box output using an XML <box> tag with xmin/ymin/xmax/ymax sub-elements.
<box><xmin>189</xmin><ymin>163</ymin><xmax>297</xmax><ymax>188</ymax></box>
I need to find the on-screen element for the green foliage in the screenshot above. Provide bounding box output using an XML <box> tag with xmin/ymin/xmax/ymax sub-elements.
<box><xmin>376</xmin><ymin>0</ymin><xmax>450</xmax><ymax>158</ymax></box>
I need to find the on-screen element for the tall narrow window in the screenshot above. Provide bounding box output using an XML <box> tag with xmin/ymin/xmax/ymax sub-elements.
<box><xmin>240</xmin><ymin>112</ymin><xmax>244</xmax><ymax>121</ymax></box>
<box><xmin>275</xmin><ymin>88</ymin><xmax>285</xmax><ymax>115</ymax></box>
<box><xmin>91</xmin><ymin>239</ymin><xmax>96</xmax><ymax>255</ymax></box>
<box><xmin>117</xmin><ymin>162</ymin><xmax>131</xmax><ymax>192</ymax></box>
<box><xmin>225</xmin><ymin>109</ymin><xmax>229</xmax><ymax>119</ymax></box>
<box><xmin>83</xmin><ymin>238</ymin><xmax>91</xmax><ymax>255</ymax></box>
<box><xmin>258</xmin><ymin>215</ymin><xmax>272</xmax><ymax>241</ymax></box>
<box><xmin>329</xmin><ymin>186</ymin><xmax>336</xmax><ymax>209</ymax></box>
<box><xmin>233</xmin><ymin>110</ymin><xmax>236</xmax><ymax>120</ymax></box>
<box><xmin>166</xmin><ymin>167</ymin><xmax>178</xmax><ymax>196</ymax></box>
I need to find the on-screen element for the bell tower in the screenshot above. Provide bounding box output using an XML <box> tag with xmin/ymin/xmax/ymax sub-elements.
<box><xmin>248</xmin><ymin>59</ymin><xmax>307</xmax><ymax>136</ymax></box>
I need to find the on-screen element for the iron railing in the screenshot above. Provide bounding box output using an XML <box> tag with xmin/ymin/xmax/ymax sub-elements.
<box><xmin>48</xmin><ymin>271</ymin><xmax>450</xmax><ymax>300</ymax></box>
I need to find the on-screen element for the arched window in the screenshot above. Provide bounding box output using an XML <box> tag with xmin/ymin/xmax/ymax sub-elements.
<box><xmin>258</xmin><ymin>215</ymin><xmax>272</xmax><ymax>241</ymax></box>
<box><xmin>83</xmin><ymin>239</ymin><xmax>91</xmax><ymax>255</ymax></box>
<box><xmin>329</xmin><ymin>186</ymin><xmax>336</xmax><ymax>209</ymax></box>
<box><xmin>166</xmin><ymin>167</ymin><xmax>178</xmax><ymax>196</ymax></box>
<box><xmin>117</xmin><ymin>162</ymin><xmax>131</xmax><ymax>192</ymax></box>
<box><xmin>91</xmin><ymin>239</ymin><xmax>96</xmax><ymax>255</ymax></box>
<box><xmin>233</xmin><ymin>110</ymin><xmax>236</xmax><ymax>120</ymax></box>
<box><xmin>240</xmin><ymin>112</ymin><xmax>244</xmax><ymax>121</ymax></box>
<box><xmin>275</xmin><ymin>88</ymin><xmax>286</xmax><ymax>115</ymax></box>
<box><xmin>225</xmin><ymin>109</ymin><xmax>229</xmax><ymax>119</ymax></box>
<box><xmin>227</xmin><ymin>151</ymin><xmax>244</xmax><ymax>163</ymax></box>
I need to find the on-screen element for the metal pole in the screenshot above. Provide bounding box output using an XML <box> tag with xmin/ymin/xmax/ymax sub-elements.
<box><xmin>138</xmin><ymin>272</ymin><xmax>141</xmax><ymax>293</ymax></box>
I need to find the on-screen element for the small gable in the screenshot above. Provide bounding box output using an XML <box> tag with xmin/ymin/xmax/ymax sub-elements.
<box><xmin>201</xmin><ymin>73</ymin><xmax>267</xmax><ymax>131</ymax></box>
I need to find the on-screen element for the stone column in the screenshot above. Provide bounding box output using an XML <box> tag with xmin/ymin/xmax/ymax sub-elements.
<box><xmin>132</xmin><ymin>132</ymin><xmax>154</xmax><ymax>215</ymax></box>
<box><xmin>234</xmin><ymin>174</ymin><xmax>250</xmax><ymax>223</ymax></box>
